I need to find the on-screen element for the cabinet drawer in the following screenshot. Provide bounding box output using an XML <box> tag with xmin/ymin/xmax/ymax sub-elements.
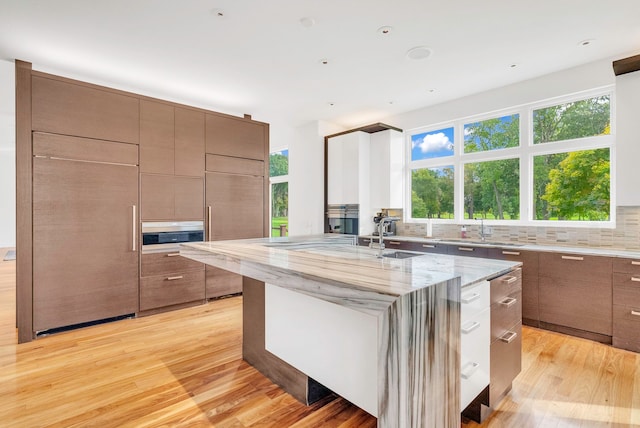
<box><xmin>613</xmin><ymin>304</ymin><xmax>640</xmax><ymax>343</ymax></box>
<box><xmin>539</xmin><ymin>276</ymin><xmax>612</xmax><ymax>336</ymax></box>
<box><xmin>141</xmin><ymin>252</ymin><xmax>204</xmax><ymax>277</ymax></box>
<box><xmin>613</xmin><ymin>257</ymin><xmax>640</xmax><ymax>275</ymax></box>
<box><xmin>358</xmin><ymin>237</ymin><xmax>372</xmax><ymax>246</ymax></box>
<box><xmin>490</xmin><ymin>323</ymin><xmax>522</xmax><ymax>406</ymax></box>
<box><xmin>490</xmin><ymin>268</ymin><xmax>522</xmax><ymax>305</ymax></box>
<box><xmin>539</xmin><ymin>253</ymin><xmax>612</xmax><ymax>282</ymax></box>
<box><xmin>491</xmin><ymin>291</ymin><xmax>522</xmax><ymax>342</ymax></box>
<box><xmin>487</xmin><ymin>248</ymin><xmax>539</xmax><ymax>276</ymax></box>
<box><xmin>448</xmin><ymin>245</ymin><xmax>488</xmax><ymax>258</ymax></box>
<box><xmin>613</xmin><ymin>272</ymin><xmax>640</xmax><ymax>307</ymax></box>
<box><xmin>409</xmin><ymin>241</ymin><xmax>449</xmax><ymax>254</ymax></box>
<box><xmin>384</xmin><ymin>239</ymin><xmax>411</xmax><ymax>250</ymax></box>
<box><xmin>461</xmin><ymin>281</ymin><xmax>490</xmax><ymax>323</ymax></box>
<box><xmin>140</xmin><ymin>270</ymin><xmax>205</xmax><ymax>311</ymax></box>
<box><xmin>461</xmin><ymin>308</ymin><xmax>490</xmax><ymax>409</ymax></box>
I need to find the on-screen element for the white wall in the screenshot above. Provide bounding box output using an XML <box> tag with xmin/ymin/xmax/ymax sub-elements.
<box><xmin>0</xmin><ymin>59</ymin><xmax>16</xmax><ymax>248</ymax></box>
<box><xmin>615</xmin><ymin>70</ymin><xmax>640</xmax><ymax>206</ymax></box>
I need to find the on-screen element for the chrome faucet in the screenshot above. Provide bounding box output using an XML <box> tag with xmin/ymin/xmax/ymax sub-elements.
<box><xmin>475</xmin><ymin>217</ymin><xmax>485</xmax><ymax>241</ymax></box>
<box><xmin>371</xmin><ymin>216</ymin><xmax>400</xmax><ymax>258</ymax></box>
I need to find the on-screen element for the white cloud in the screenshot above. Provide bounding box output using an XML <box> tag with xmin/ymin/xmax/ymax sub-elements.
<box><xmin>416</xmin><ymin>132</ymin><xmax>453</xmax><ymax>154</ymax></box>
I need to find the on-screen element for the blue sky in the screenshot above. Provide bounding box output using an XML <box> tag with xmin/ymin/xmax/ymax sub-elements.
<box><xmin>411</xmin><ymin>127</ymin><xmax>455</xmax><ymax>161</ymax></box>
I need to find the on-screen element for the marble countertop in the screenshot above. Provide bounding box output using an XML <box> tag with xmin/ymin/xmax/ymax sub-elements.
<box><xmin>362</xmin><ymin>234</ymin><xmax>640</xmax><ymax>258</ymax></box>
<box><xmin>181</xmin><ymin>235</ymin><xmax>520</xmax><ymax>299</ymax></box>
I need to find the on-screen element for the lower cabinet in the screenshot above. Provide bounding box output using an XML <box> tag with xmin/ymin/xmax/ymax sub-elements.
<box><xmin>612</xmin><ymin>258</ymin><xmax>640</xmax><ymax>352</ymax></box>
<box><xmin>140</xmin><ymin>252</ymin><xmax>205</xmax><ymax>312</ymax></box>
<box><xmin>206</xmin><ymin>266</ymin><xmax>243</xmax><ymax>299</ymax></box>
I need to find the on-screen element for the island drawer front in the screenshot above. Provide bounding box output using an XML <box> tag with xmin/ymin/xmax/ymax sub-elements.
<box><xmin>141</xmin><ymin>252</ymin><xmax>204</xmax><ymax>277</ymax></box>
<box><xmin>490</xmin><ymin>268</ymin><xmax>522</xmax><ymax>305</ymax></box>
<box><xmin>613</xmin><ymin>273</ymin><xmax>640</xmax><ymax>307</ymax></box>
<box><xmin>461</xmin><ymin>281</ymin><xmax>490</xmax><ymax>323</ymax></box>
<box><xmin>613</xmin><ymin>258</ymin><xmax>640</xmax><ymax>275</ymax></box>
<box><xmin>490</xmin><ymin>323</ymin><xmax>522</xmax><ymax>406</ymax></box>
<box><xmin>139</xmin><ymin>270</ymin><xmax>205</xmax><ymax>311</ymax></box>
<box><xmin>538</xmin><ymin>253</ymin><xmax>612</xmax><ymax>283</ymax></box>
<box><xmin>461</xmin><ymin>308</ymin><xmax>490</xmax><ymax>409</ymax></box>
<box><xmin>491</xmin><ymin>291</ymin><xmax>522</xmax><ymax>342</ymax></box>
<box><xmin>612</xmin><ymin>304</ymin><xmax>640</xmax><ymax>343</ymax></box>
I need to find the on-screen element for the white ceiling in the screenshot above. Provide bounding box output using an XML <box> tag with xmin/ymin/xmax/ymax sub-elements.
<box><xmin>1</xmin><ymin>0</ymin><xmax>639</xmax><ymax>131</ymax></box>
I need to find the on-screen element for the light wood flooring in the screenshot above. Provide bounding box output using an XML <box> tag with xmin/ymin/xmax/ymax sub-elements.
<box><xmin>0</xmin><ymin>250</ymin><xmax>639</xmax><ymax>427</ymax></box>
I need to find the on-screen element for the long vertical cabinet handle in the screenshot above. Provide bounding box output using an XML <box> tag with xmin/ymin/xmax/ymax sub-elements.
<box><xmin>208</xmin><ymin>205</ymin><xmax>212</xmax><ymax>241</ymax></box>
<box><xmin>132</xmin><ymin>205</ymin><xmax>137</xmax><ymax>252</ymax></box>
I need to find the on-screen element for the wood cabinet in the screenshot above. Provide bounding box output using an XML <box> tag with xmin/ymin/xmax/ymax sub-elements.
<box><xmin>32</xmin><ymin>133</ymin><xmax>139</xmax><ymax>332</ymax></box>
<box><xmin>205</xmin><ymin>113</ymin><xmax>266</xmax><ymax>160</ymax></box>
<box><xmin>538</xmin><ymin>252</ymin><xmax>612</xmax><ymax>339</ymax></box>
<box><xmin>31</xmin><ymin>75</ymin><xmax>139</xmax><ymax>144</ymax></box>
<box><xmin>139</xmin><ymin>252</ymin><xmax>205</xmax><ymax>312</ymax></box>
<box><xmin>447</xmin><ymin>245</ymin><xmax>488</xmax><ymax>258</ymax></box>
<box><xmin>141</xmin><ymin>174</ymin><xmax>204</xmax><ymax>221</ymax></box>
<box><xmin>612</xmin><ymin>257</ymin><xmax>640</xmax><ymax>352</ymax></box>
<box><xmin>206</xmin><ymin>266</ymin><xmax>243</xmax><ymax>299</ymax></box>
<box><xmin>487</xmin><ymin>248</ymin><xmax>540</xmax><ymax>327</ymax></box>
<box><xmin>140</xmin><ymin>101</ymin><xmax>205</xmax><ymax>177</ymax></box>
<box><xmin>489</xmin><ymin>269</ymin><xmax>522</xmax><ymax>407</ymax></box>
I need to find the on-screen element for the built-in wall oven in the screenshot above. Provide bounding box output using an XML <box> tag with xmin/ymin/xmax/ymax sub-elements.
<box><xmin>141</xmin><ymin>221</ymin><xmax>205</xmax><ymax>253</ymax></box>
<box><xmin>327</xmin><ymin>204</ymin><xmax>359</xmax><ymax>235</ymax></box>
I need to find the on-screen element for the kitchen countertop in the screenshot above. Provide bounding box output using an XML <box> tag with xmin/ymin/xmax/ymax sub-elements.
<box><xmin>362</xmin><ymin>234</ymin><xmax>640</xmax><ymax>258</ymax></box>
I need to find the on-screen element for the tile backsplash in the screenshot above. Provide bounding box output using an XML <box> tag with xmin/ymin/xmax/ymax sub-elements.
<box><xmin>396</xmin><ymin>206</ymin><xmax>640</xmax><ymax>251</ymax></box>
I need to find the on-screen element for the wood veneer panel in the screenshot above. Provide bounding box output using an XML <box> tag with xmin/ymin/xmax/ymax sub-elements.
<box><xmin>206</xmin><ymin>265</ymin><xmax>242</xmax><ymax>298</ymax></box>
<box><xmin>140</xmin><ymin>100</ymin><xmax>174</xmax><ymax>174</ymax></box>
<box><xmin>613</xmin><ymin>54</ymin><xmax>640</xmax><ymax>76</ymax></box>
<box><xmin>139</xmin><ymin>270</ymin><xmax>205</xmax><ymax>311</ymax></box>
<box><xmin>15</xmin><ymin>60</ymin><xmax>33</xmax><ymax>343</ymax></box>
<box><xmin>175</xmin><ymin>107</ymin><xmax>205</xmax><ymax>177</ymax></box>
<box><xmin>140</xmin><ymin>174</ymin><xmax>174</xmax><ymax>220</ymax></box>
<box><xmin>141</xmin><ymin>252</ymin><xmax>204</xmax><ymax>277</ymax></box>
<box><xmin>31</xmin><ymin>75</ymin><xmax>139</xmax><ymax>144</ymax></box>
<box><xmin>613</xmin><ymin>257</ymin><xmax>640</xmax><ymax>275</ymax></box>
<box><xmin>613</xmin><ymin>272</ymin><xmax>640</xmax><ymax>307</ymax></box>
<box><xmin>205</xmin><ymin>113</ymin><xmax>266</xmax><ymax>160</ymax></box>
<box><xmin>33</xmin><ymin>132</ymin><xmax>138</xmax><ymax>165</ymax></box>
<box><xmin>538</xmin><ymin>252</ymin><xmax>612</xmax><ymax>283</ymax></box>
<box><xmin>174</xmin><ymin>176</ymin><xmax>204</xmax><ymax>220</ymax></box>
<box><xmin>205</xmin><ymin>153</ymin><xmax>264</xmax><ymax>176</ymax></box>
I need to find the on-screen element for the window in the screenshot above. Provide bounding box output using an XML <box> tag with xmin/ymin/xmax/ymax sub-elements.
<box><xmin>269</xmin><ymin>149</ymin><xmax>288</xmax><ymax>236</ymax></box>
<box><xmin>406</xmin><ymin>90</ymin><xmax>613</xmax><ymax>225</ymax></box>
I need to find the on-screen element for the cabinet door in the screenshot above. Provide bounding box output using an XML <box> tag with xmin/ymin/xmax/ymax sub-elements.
<box><xmin>141</xmin><ymin>174</ymin><xmax>174</xmax><ymax>220</ymax></box>
<box><xmin>175</xmin><ymin>107</ymin><xmax>204</xmax><ymax>177</ymax></box>
<box><xmin>206</xmin><ymin>265</ymin><xmax>243</xmax><ymax>298</ymax></box>
<box><xmin>205</xmin><ymin>113</ymin><xmax>266</xmax><ymax>160</ymax></box>
<box><xmin>33</xmin><ymin>141</ymin><xmax>138</xmax><ymax>332</ymax></box>
<box><xmin>174</xmin><ymin>176</ymin><xmax>204</xmax><ymax>220</ymax></box>
<box><xmin>140</xmin><ymin>100</ymin><xmax>174</xmax><ymax>174</ymax></box>
<box><xmin>205</xmin><ymin>172</ymin><xmax>264</xmax><ymax>240</ymax></box>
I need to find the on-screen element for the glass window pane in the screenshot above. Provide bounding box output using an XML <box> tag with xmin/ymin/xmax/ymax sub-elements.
<box><xmin>411</xmin><ymin>166</ymin><xmax>454</xmax><ymax>219</ymax></box>
<box><xmin>411</xmin><ymin>127</ymin><xmax>454</xmax><ymax>161</ymax></box>
<box><xmin>271</xmin><ymin>182</ymin><xmax>288</xmax><ymax>236</ymax></box>
<box><xmin>464</xmin><ymin>114</ymin><xmax>519</xmax><ymax>153</ymax></box>
<box><xmin>533</xmin><ymin>95</ymin><xmax>610</xmax><ymax>144</ymax></box>
<box><xmin>464</xmin><ymin>158</ymin><xmax>519</xmax><ymax>220</ymax></box>
<box><xmin>533</xmin><ymin>148</ymin><xmax>610</xmax><ymax>221</ymax></box>
<box><xmin>269</xmin><ymin>149</ymin><xmax>289</xmax><ymax>177</ymax></box>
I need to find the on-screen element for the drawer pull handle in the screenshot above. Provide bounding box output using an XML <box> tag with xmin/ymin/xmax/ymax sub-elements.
<box><xmin>461</xmin><ymin>362</ymin><xmax>480</xmax><ymax>379</ymax></box>
<box><xmin>502</xmin><ymin>275</ymin><xmax>518</xmax><ymax>284</ymax></box>
<box><xmin>461</xmin><ymin>321</ymin><xmax>481</xmax><ymax>334</ymax></box>
<box><xmin>502</xmin><ymin>251</ymin><xmax>521</xmax><ymax>256</ymax></box>
<box><xmin>458</xmin><ymin>247</ymin><xmax>474</xmax><ymax>252</ymax></box>
<box><xmin>389</xmin><ymin>241</ymin><xmax>401</xmax><ymax>245</ymax></box>
<box><xmin>561</xmin><ymin>255</ymin><xmax>584</xmax><ymax>261</ymax></box>
<box><xmin>422</xmin><ymin>244</ymin><xmax>436</xmax><ymax>248</ymax></box>
<box><xmin>461</xmin><ymin>292</ymin><xmax>481</xmax><ymax>304</ymax></box>
<box><xmin>499</xmin><ymin>331</ymin><xmax>517</xmax><ymax>344</ymax></box>
<box><xmin>632</xmin><ymin>261</ymin><xmax>640</xmax><ymax>266</ymax></box>
<box><xmin>364</xmin><ymin>239</ymin><xmax>371</xmax><ymax>242</ymax></box>
<box><xmin>631</xmin><ymin>310</ymin><xmax>640</xmax><ymax>317</ymax></box>
<box><xmin>499</xmin><ymin>297</ymin><xmax>517</xmax><ymax>307</ymax></box>
<box><xmin>167</xmin><ymin>253</ymin><xmax>181</xmax><ymax>257</ymax></box>
<box><xmin>166</xmin><ymin>276</ymin><xmax>184</xmax><ymax>281</ymax></box>
<box><xmin>631</xmin><ymin>277</ymin><xmax>640</xmax><ymax>282</ymax></box>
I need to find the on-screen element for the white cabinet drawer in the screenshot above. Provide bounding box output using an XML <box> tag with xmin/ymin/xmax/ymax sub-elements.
<box><xmin>461</xmin><ymin>280</ymin><xmax>490</xmax><ymax>323</ymax></box>
<box><xmin>460</xmin><ymin>307</ymin><xmax>490</xmax><ymax>409</ymax></box>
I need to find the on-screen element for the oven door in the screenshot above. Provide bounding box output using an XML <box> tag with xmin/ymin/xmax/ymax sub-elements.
<box><xmin>141</xmin><ymin>221</ymin><xmax>204</xmax><ymax>253</ymax></box>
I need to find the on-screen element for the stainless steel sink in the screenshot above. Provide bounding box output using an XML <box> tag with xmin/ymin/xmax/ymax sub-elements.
<box><xmin>382</xmin><ymin>251</ymin><xmax>423</xmax><ymax>259</ymax></box>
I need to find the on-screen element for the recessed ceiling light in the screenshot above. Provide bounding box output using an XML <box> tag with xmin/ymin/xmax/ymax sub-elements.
<box><xmin>210</xmin><ymin>8</ymin><xmax>225</xmax><ymax>18</ymax></box>
<box><xmin>377</xmin><ymin>26</ymin><xmax>393</xmax><ymax>36</ymax></box>
<box><xmin>319</xmin><ymin>58</ymin><xmax>329</xmax><ymax>65</ymax></box>
<box><xmin>300</xmin><ymin>17</ymin><xmax>315</xmax><ymax>28</ymax></box>
<box><xmin>328</xmin><ymin>102</ymin><xmax>335</xmax><ymax>106</ymax></box>
<box><xmin>388</xmin><ymin>101</ymin><xmax>394</xmax><ymax>105</ymax></box>
<box><xmin>427</xmin><ymin>89</ymin><xmax>435</xmax><ymax>93</ymax></box>
<box><xmin>509</xmin><ymin>63</ymin><xmax>518</xmax><ymax>68</ymax></box>
<box><xmin>578</xmin><ymin>39</ymin><xmax>595</xmax><ymax>47</ymax></box>
<box><xmin>406</xmin><ymin>46</ymin><xmax>432</xmax><ymax>60</ymax></box>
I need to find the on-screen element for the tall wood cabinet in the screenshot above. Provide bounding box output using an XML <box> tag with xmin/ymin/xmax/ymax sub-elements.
<box><xmin>32</xmin><ymin>133</ymin><xmax>139</xmax><ymax>332</ymax></box>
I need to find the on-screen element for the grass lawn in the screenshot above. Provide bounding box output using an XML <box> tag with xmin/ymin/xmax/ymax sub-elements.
<box><xmin>271</xmin><ymin>217</ymin><xmax>288</xmax><ymax>237</ymax></box>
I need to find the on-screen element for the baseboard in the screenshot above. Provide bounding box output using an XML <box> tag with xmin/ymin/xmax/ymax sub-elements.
<box><xmin>539</xmin><ymin>321</ymin><xmax>612</xmax><ymax>345</ymax></box>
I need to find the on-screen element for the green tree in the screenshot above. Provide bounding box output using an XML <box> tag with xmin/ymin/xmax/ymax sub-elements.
<box><xmin>269</xmin><ymin>153</ymin><xmax>288</xmax><ymax>177</ymax></box>
<box><xmin>411</xmin><ymin>190</ymin><xmax>427</xmax><ymax>218</ymax></box>
<box><xmin>271</xmin><ymin>182</ymin><xmax>288</xmax><ymax>217</ymax></box>
<box><xmin>542</xmin><ymin>149</ymin><xmax>610</xmax><ymax>220</ymax></box>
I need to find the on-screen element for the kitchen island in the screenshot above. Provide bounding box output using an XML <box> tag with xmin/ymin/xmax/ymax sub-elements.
<box><xmin>181</xmin><ymin>235</ymin><xmax>520</xmax><ymax>427</ymax></box>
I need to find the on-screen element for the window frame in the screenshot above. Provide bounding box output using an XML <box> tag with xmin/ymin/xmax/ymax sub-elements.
<box><xmin>405</xmin><ymin>86</ymin><xmax>616</xmax><ymax>228</ymax></box>
<box><xmin>269</xmin><ymin>148</ymin><xmax>289</xmax><ymax>237</ymax></box>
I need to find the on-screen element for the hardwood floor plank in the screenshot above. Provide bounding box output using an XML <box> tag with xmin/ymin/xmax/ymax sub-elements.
<box><xmin>1</xmin><ymin>259</ymin><xmax>639</xmax><ymax>427</ymax></box>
